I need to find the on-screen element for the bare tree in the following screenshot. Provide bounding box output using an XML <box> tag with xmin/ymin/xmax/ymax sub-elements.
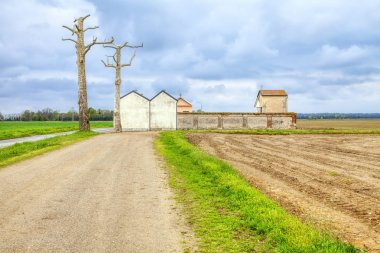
<box><xmin>62</xmin><ymin>14</ymin><xmax>114</xmax><ymax>131</ymax></box>
<box><xmin>102</xmin><ymin>41</ymin><xmax>143</xmax><ymax>132</ymax></box>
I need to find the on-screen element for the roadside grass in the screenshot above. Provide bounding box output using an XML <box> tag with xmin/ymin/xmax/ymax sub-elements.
<box><xmin>195</xmin><ymin>128</ymin><xmax>380</xmax><ymax>135</ymax></box>
<box><xmin>156</xmin><ymin>131</ymin><xmax>358</xmax><ymax>253</ymax></box>
<box><xmin>0</xmin><ymin>131</ymin><xmax>98</xmax><ymax>168</ymax></box>
<box><xmin>0</xmin><ymin>121</ymin><xmax>112</xmax><ymax>140</ymax></box>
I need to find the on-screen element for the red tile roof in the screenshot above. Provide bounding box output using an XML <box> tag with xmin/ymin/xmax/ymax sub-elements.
<box><xmin>177</xmin><ymin>97</ymin><xmax>192</xmax><ymax>106</ymax></box>
<box><xmin>259</xmin><ymin>90</ymin><xmax>287</xmax><ymax>96</ymax></box>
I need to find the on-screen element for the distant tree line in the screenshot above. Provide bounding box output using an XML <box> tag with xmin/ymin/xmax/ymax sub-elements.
<box><xmin>1</xmin><ymin>111</ymin><xmax>379</xmax><ymax>121</ymax></box>
<box><xmin>0</xmin><ymin>107</ymin><xmax>113</xmax><ymax>121</ymax></box>
<box><xmin>297</xmin><ymin>113</ymin><xmax>380</xmax><ymax>119</ymax></box>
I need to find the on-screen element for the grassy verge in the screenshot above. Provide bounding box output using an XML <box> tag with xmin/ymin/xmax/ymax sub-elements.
<box><xmin>156</xmin><ymin>131</ymin><xmax>358</xmax><ymax>253</ymax></box>
<box><xmin>196</xmin><ymin>128</ymin><xmax>380</xmax><ymax>135</ymax></box>
<box><xmin>0</xmin><ymin>131</ymin><xmax>98</xmax><ymax>168</ymax></box>
<box><xmin>0</xmin><ymin>121</ymin><xmax>112</xmax><ymax>140</ymax></box>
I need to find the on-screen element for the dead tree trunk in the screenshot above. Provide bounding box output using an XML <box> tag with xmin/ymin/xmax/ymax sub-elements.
<box><xmin>102</xmin><ymin>42</ymin><xmax>143</xmax><ymax>132</ymax></box>
<box><xmin>62</xmin><ymin>14</ymin><xmax>114</xmax><ymax>131</ymax></box>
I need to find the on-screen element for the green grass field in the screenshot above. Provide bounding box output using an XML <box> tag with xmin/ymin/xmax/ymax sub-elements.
<box><xmin>297</xmin><ymin>119</ymin><xmax>380</xmax><ymax>130</ymax></box>
<box><xmin>156</xmin><ymin>131</ymin><xmax>358</xmax><ymax>253</ymax></box>
<box><xmin>0</xmin><ymin>131</ymin><xmax>98</xmax><ymax>168</ymax></box>
<box><xmin>0</xmin><ymin>121</ymin><xmax>112</xmax><ymax>140</ymax></box>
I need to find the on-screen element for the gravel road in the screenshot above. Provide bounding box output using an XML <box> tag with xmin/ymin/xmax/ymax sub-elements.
<box><xmin>0</xmin><ymin>132</ymin><xmax>187</xmax><ymax>253</ymax></box>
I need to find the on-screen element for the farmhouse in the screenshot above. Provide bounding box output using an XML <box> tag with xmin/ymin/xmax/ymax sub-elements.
<box><xmin>120</xmin><ymin>89</ymin><xmax>296</xmax><ymax>131</ymax></box>
<box><xmin>177</xmin><ymin>97</ymin><xmax>192</xmax><ymax>112</ymax></box>
<box><xmin>254</xmin><ymin>90</ymin><xmax>288</xmax><ymax>113</ymax></box>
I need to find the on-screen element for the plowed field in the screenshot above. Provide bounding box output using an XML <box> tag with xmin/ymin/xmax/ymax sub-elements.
<box><xmin>188</xmin><ymin>133</ymin><xmax>380</xmax><ymax>252</ymax></box>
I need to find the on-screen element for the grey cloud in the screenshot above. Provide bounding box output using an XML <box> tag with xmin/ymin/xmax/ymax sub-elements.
<box><xmin>204</xmin><ymin>84</ymin><xmax>226</xmax><ymax>93</ymax></box>
<box><xmin>1</xmin><ymin>0</ymin><xmax>380</xmax><ymax>113</ymax></box>
<box><xmin>151</xmin><ymin>77</ymin><xmax>190</xmax><ymax>98</ymax></box>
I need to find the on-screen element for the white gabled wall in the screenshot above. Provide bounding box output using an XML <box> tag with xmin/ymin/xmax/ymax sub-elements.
<box><xmin>120</xmin><ymin>92</ymin><xmax>150</xmax><ymax>131</ymax></box>
<box><xmin>150</xmin><ymin>92</ymin><xmax>177</xmax><ymax>130</ymax></box>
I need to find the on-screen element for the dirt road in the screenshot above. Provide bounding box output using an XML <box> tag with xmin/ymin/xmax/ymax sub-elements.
<box><xmin>189</xmin><ymin>133</ymin><xmax>380</xmax><ymax>252</ymax></box>
<box><xmin>0</xmin><ymin>132</ymin><xmax>187</xmax><ymax>253</ymax></box>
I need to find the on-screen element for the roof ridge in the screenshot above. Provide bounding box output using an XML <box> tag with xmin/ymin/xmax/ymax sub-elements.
<box><xmin>150</xmin><ymin>90</ymin><xmax>178</xmax><ymax>101</ymax></box>
<box><xmin>259</xmin><ymin>89</ymin><xmax>287</xmax><ymax>96</ymax></box>
<box><xmin>120</xmin><ymin>90</ymin><xmax>150</xmax><ymax>100</ymax></box>
<box><xmin>178</xmin><ymin>97</ymin><xmax>192</xmax><ymax>105</ymax></box>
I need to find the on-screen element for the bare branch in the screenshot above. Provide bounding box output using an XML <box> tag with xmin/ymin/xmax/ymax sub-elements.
<box><xmin>104</xmin><ymin>55</ymin><xmax>117</xmax><ymax>64</ymax></box>
<box><xmin>103</xmin><ymin>44</ymin><xmax>118</xmax><ymax>49</ymax></box>
<box><xmin>62</xmin><ymin>25</ymin><xmax>76</xmax><ymax>35</ymax></box>
<box><xmin>124</xmin><ymin>43</ymin><xmax>143</xmax><ymax>49</ymax></box>
<box><xmin>84</xmin><ymin>26</ymin><xmax>99</xmax><ymax>32</ymax></box>
<box><xmin>62</xmin><ymin>38</ymin><xmax>77</xmax><ymax>43</ymax></box>
<box><xmin>74</xmin><ymin>14</ymin><xmax>90</xmax><ymax>23</ymax></box>
<box><xmin>101</xmin><ymin>59</ymin><xmax>116</xmax><ymax>68</ymax></box>
<box><xmin>120</xmin><ymin>41</ymin><xmax>129</xmax><ymax>48</ymax></box>
<box><xmin>83</xmin><ymin>14</ymin><xmax>91</xmax><ymax>21</ymax></box>
<box><xmin>85</xmin><ymin>37</ymin><xmax>114</xmax><ymax>54</ymax></box>
<box><xmin>121</xmin><ymin>50</ymin><xmax>137</xmax><ymax>67</ymax></box>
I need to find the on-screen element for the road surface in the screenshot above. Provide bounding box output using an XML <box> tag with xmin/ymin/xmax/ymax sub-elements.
<box><xmin>0</xmin><ymin>132</ymin><xmax>187</xmax><ymax>252</ymax></box>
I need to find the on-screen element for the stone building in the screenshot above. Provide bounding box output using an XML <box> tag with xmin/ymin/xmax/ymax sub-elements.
<box><xmin>254</xmin><ymin>90</ymin><xmax>288</xmax><ymax>113</ymax></box>
<box><xmin>177</xmin><ymin>97</ymin><xmax>192</xmax><ymax>112</ymax></box>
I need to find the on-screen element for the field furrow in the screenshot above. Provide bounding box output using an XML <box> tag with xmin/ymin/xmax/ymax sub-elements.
<box><xmin>188</xmin><ymin>133</ymin><xmax>380</xmax><ymax>252</ymax></box>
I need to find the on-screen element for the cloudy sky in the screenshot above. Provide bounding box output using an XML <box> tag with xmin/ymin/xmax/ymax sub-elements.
<box><xmin>1</xmin><ymin>0</ymin><xmax>380</xmax><ymax>114</ymax></box>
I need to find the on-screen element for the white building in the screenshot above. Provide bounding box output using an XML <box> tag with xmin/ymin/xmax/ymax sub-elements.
<box><xmin>120</xmin><ymin>90</ymin><xmax>177</xmax><ymax>131</ymax></box>
<box><xmin>150</xmin><ymin>91</ymin><xmax>177</xmax><ymax>130</ymax></box>
<box><xmin>120</xmin><ymin>91</ymin><xmax>150</xmax><ymax>131</ymax></box>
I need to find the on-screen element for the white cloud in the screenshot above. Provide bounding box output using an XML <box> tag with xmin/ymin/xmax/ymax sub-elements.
<box><xmin>0</xmin><ymin>0</ymin><xmax>98</xmax><ymax>55</ymax></box>
<box><xmin>1</xmin><ymin>0</ymin><xmax>380</xmax><ymax>114</ymax></box>
<box><xmin>318</xmin><ymin>44</ymin><xmax>372</xmax><ymax>66</ymax></box>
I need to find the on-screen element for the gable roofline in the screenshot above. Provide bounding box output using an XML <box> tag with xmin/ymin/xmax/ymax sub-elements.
<box><xmin>150</xmin><ymin>90</ymin><xmax>178</xmax><ymax>102</ymax></box>
<box><xmin>177</xmin><ymin>97</ymin><xmax>192</xmax><ymax>106</ymax></box>
<box><xmin>254</xmin><ymin>91</ymin><xmax>261</xmax><ymax>108</ymax></box>
<box><xmin>255</xmin><ymin>90</ymin><xmax>287</xmax><ymax>108</ymax></box>
<box><xmin>254</xmin><ymin>97</ymin><xmax>260</xmax><ymax>107</ymax></box>
<box><xmin>121</xmin><ymin>90</ymin><xmax>150</xmax><ymax>101</ymax></box>
<box><xmin>258</xmin><ymin>90</ymin><xmax>288</xmax><ymax>96</ymax></box>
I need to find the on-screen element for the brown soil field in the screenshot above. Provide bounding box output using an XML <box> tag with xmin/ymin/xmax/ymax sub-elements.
<box><xmin>298</xmin><ymin>119</ymin><xmax>380</xmax><ymax>130</ymax></box>
<box><xmin>188</xmin><ymin>133</ymin><xmax>380</xmax><ymax>252</ymax></box>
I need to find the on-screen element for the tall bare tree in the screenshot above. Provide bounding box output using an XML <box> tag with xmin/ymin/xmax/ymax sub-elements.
<box><xmin>62</xmin><ymin>14</ymin><xmax>114</xmax><ymax>131</ymax></box>
<box><xmin>101</xmin><ymin>42</ymin><xmax>143</xmax><ymax>132</ymax></box>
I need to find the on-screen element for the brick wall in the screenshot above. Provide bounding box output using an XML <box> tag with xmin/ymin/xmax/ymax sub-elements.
<box><xmin>177</xmin><ymin>112</ymin><xmax>296</xmax><ymax>130</ymax></box>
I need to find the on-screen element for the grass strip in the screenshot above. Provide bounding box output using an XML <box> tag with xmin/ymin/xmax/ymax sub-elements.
<box><xmin>196</xmin><ymin>128</ymin><xmax>380</xmax><ymax>135</ymax></box>
<box><xmin>0</xmin><ymin>121</ymin><xmax>112</xmax><ymax>140</ymax></box>
<box><xmin>0</xmin><ymin>131</ymin><xmax>98</xmax><ymax>168</ymax></box>
<box><xmin>156</xmin><ymin>131</ymin><xmax>359</xmax><ymax>253</ymax></box>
